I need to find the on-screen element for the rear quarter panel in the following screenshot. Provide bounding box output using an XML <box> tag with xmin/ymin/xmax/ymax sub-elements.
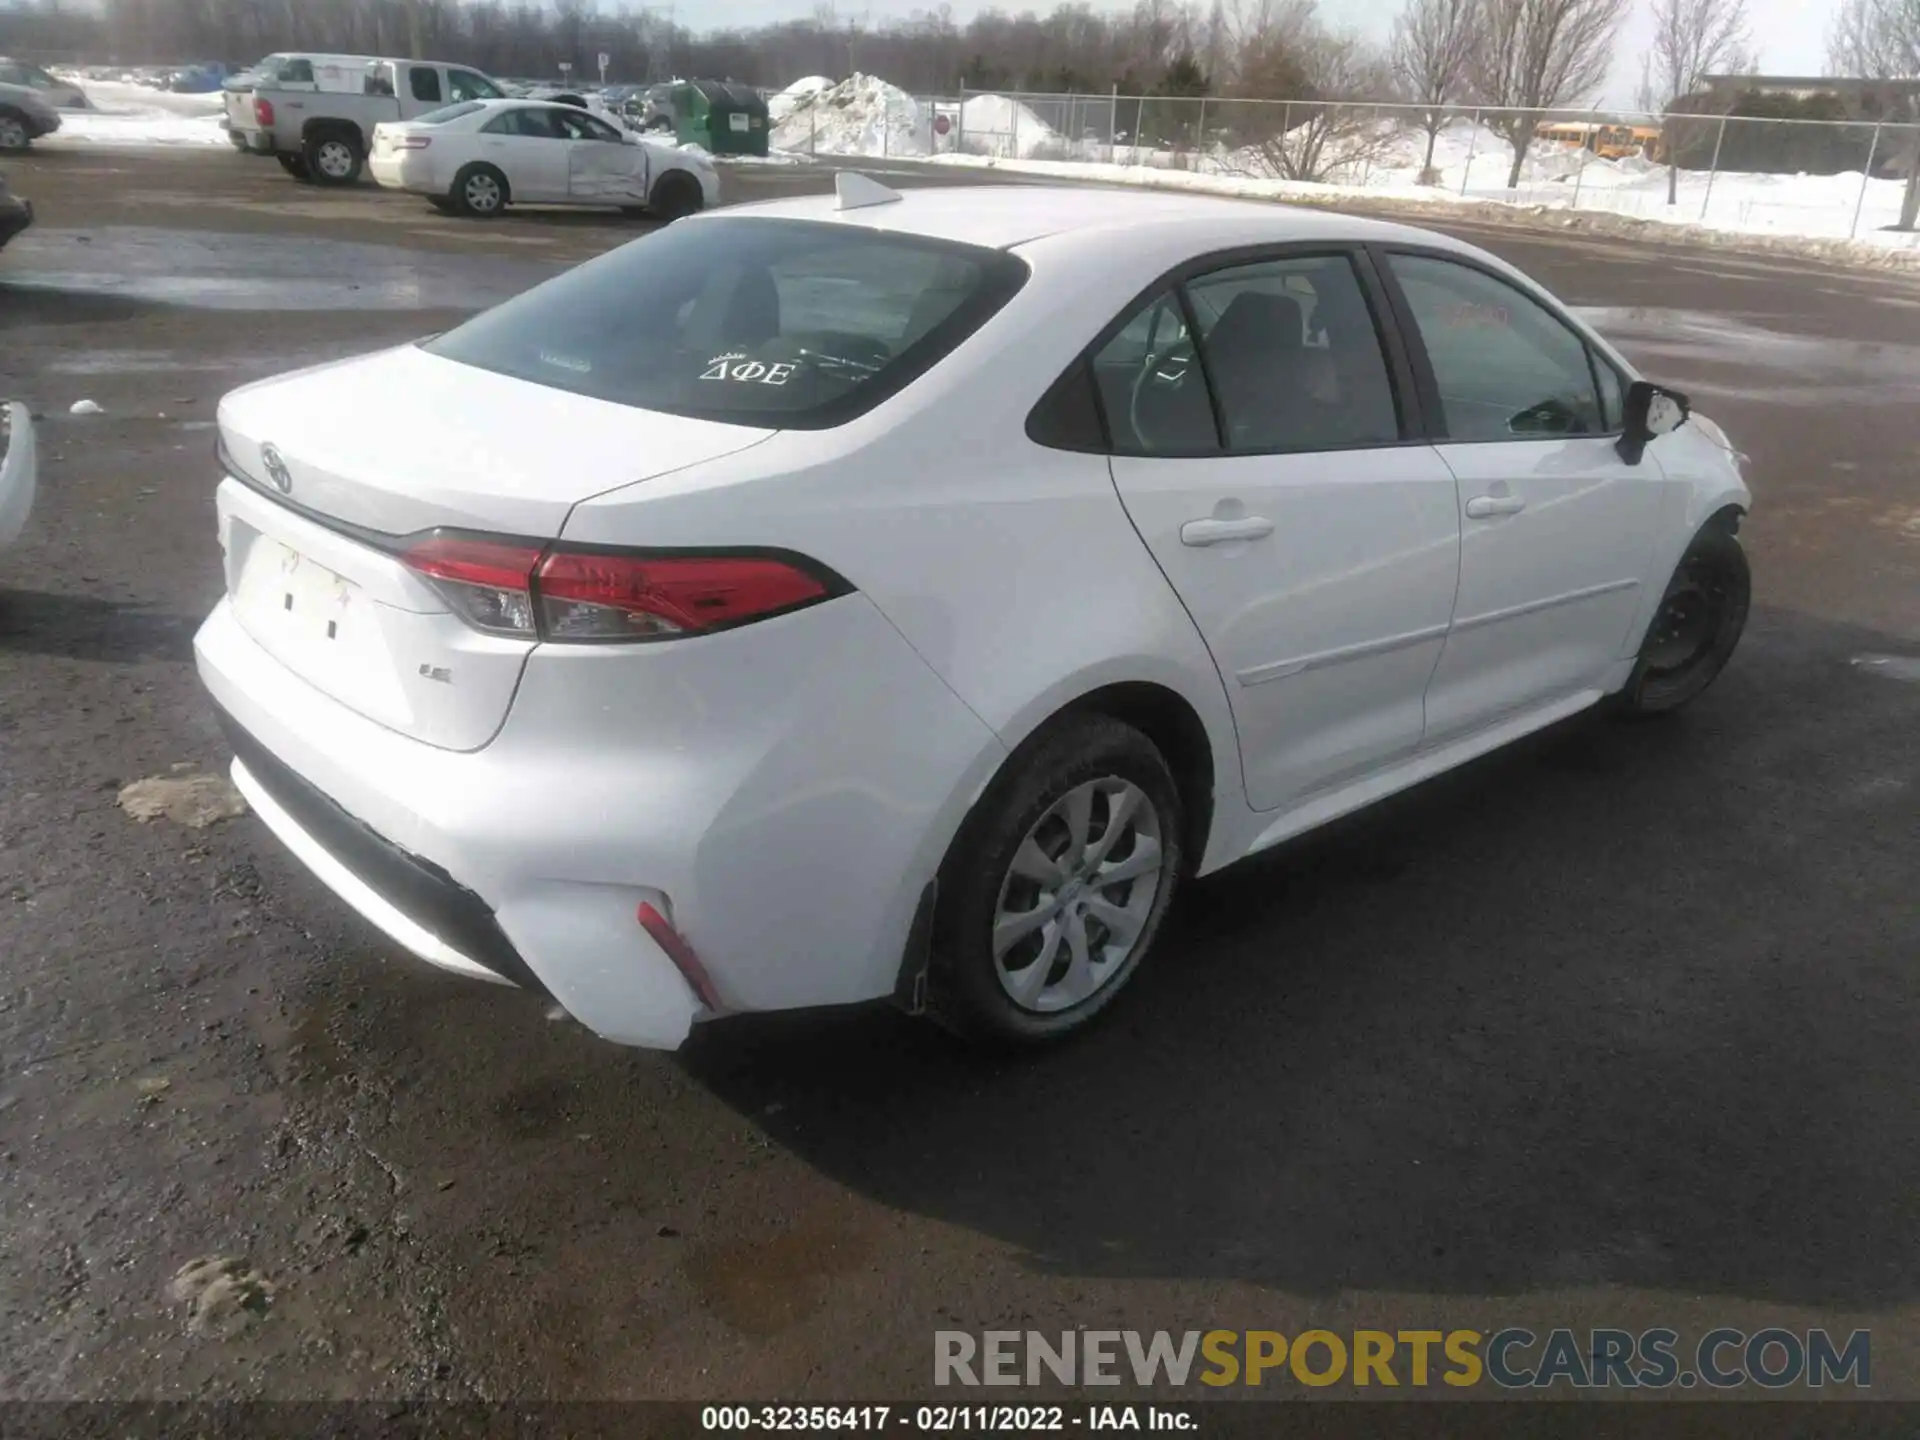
<box><xmin>560</xmin><ymin>223</ymin><xmax>1256</xmax><ymax>872</ymax></box>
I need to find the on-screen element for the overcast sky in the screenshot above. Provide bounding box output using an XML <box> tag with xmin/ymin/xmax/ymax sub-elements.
<box><xmin>688</xmin><ymin>0</ymin><xmax>1836</xmax><ymax>106</ymax></box>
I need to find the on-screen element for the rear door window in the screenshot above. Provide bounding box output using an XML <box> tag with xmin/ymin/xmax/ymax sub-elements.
<box><xmin>484</xmin><ymin>107</ymin><xmax>560</xmax><ymax>138</ymax></box>
<box><xmin>409</xmin><ymin>66</ymin><xmax>442</xmax><ymax>104</ymax></box>
<box><xmin>1090</xmin><ymin>290</ymin><xmax>1219</xmax><ymax>455</ymax></box>
<box><xmin>1186</xmin><ymin>254</ymin><xmax>1402</xmax><ymax>453</ymax></box>
<box><xmin>424</xmin><ymin>218</ymin><xmax>1030</xmax><ymax>428</ymax></box>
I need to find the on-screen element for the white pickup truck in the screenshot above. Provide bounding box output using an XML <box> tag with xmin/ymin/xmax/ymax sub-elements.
<box><xmin>225</xmin><ymin>53</ymin><xmax>508</xmax><ymax>185</ymax></box>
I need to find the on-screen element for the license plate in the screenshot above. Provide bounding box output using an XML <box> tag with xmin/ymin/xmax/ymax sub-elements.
<box><xmin>235</xmin><ymin>536</ymin><xmax>365</xmax><ymax>652</ymax></box>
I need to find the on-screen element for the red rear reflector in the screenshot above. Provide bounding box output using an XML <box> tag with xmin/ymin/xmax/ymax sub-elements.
<box><xmin>254</xmin><ymin>98</ymin><xmax>274</xmax><ymax>126</ymax></box>
<box><xmin>536</xmin><ymin>552</ymin><xmax>832</xmax><ymax>642</ymax></box>
<box><xmin>638</xmin><ymin>902</ymin><xmax>723</xmax><ymax>1011</ymax></box>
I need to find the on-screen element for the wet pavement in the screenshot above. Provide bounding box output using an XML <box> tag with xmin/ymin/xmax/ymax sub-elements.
<box><xmin>3</xmin><ymin>226</ymin><xmax>564</xmax><ymax>311</ymax></box>
<box><xmin>1</xmin><ymin>147</ymin><xmax>1917</xmax><ymax>1403</ymax></box>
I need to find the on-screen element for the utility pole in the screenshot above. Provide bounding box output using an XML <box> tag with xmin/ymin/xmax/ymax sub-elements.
<box><xmin>406</xmin><ymin>0</ymin><xmax>426</xmax><ymax>60</ymax></box>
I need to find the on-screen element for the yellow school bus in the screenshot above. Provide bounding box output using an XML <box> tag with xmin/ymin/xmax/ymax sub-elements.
<box><xmin>1534</xmin><ymin>120</ymin><xmax>1643</xmax><ymax>160</ymax></box>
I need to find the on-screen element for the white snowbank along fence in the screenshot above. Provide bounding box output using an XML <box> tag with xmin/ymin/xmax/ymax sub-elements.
<box><xmin>774</xmin><ymin>76</ymin><xmax>1920</xmax><ymax>248</ymax></box>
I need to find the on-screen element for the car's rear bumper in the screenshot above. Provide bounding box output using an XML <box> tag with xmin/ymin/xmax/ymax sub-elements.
<box><xmin>193</xmin><ymin>578</ymin><xmax>1006</xmax><ymax>1049</ymax></box>
<box><xmin>227</xmin><ymin>125</ymin><xmax>273</xmax><ymax>154</ymax></box>
<box><xmin>368</xmin><ymin>153</ymin><xmax>432</xmax><ymax>193</ymax></box>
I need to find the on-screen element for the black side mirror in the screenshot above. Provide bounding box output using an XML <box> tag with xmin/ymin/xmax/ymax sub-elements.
<box><xmin>1617</xmin><ymin>380</ymin><xmax>1690</xmax><ymax>466</ymax></box>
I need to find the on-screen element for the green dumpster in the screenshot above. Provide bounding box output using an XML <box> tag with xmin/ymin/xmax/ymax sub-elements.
<box><xmin>669</xmin><ymin>79</ymin><xmax>770</xmax><ymax>157</ymax></box>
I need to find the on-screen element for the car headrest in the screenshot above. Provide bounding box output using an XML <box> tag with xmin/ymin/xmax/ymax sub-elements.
<box><xmin>1206</xmin><ymin>291</ymin><xmax>1305</xmax><ymax>372</ymax></box>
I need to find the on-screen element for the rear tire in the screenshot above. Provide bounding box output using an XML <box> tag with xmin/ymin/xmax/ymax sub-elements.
<box><xmin>276</xmin><ymin>152</ymin><xmax>312</xmax><ymax>181</ymax></box>
<box><xmin>426</xmin><ymin>196</ymin><xmax>456</xmax><ymax>214</ymax></box>
<box><xmin>646</xmin><ymin>170</ymin><xmax>703</xmax><ymax>222</ymax></box>
<box><xmin>1613</xmin><ymin>525</ymin><xmax>1750</xmax><ymax>717</ymax></box>
<box><xmin>451</xmin><ymin>163</ymin><xmax>508</xmax><ymax>218</ymax></box>
<box><xmin>927</xmin><ymin>714</ymin><xmax>1184</xmax><ymax>1047</ymax></box>
<box><xmin>0</xmin><ymin>111</ymin><xmax>30</xmax><ymax>153</ymax></box>
<box><xmin>303</xmin><ymin>129</ymin><xmax>363</xmax><ymax>186</ymax></box>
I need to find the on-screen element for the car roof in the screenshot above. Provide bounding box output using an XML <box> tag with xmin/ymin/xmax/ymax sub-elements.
<box><xmin>716</xmin><ymin>182</ymin><xmax>1464</xmax><ymax>254</ymax></box>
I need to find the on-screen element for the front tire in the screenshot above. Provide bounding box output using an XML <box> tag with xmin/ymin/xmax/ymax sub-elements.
<box><xmin>929</xmin><ymin>714</ymin><xmax>1184</xmax><ymax>1046</ymax></box>
<box><xmin>1614</xmin><ymin>525</ymin><xmax>1750</xmax><ymax>716</ymax></box>
<box><xmin>451</xmin><ymin>163</ymin><xmax>508</xmax><ymax>218</ymax></box>
<box><xmin>0</xmin><ymin>112</ymin><xmax>30</xmax><ymax>153</ymax></box>
<box><xmin>647</xmin><ymin>170</ymin><xmax>704</xmax><ymax>222</ymax></box>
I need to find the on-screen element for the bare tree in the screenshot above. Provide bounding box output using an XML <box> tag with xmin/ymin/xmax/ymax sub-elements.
<box><xmin>1391</xmin><ymin>0</ymin><xmax>1477</xmax><ymax>183</ymax></box>
<box><xmin>1211</xmin><ymin>4</ymin><xmax>1401</xmax><ymax>183</ymax></box>
<box><xmin>1469</xmin><ymin>0</ymin><xmax>1629</xmax><ymax>190</ymax></box>
<box><xmin>1829</xmin><ymin>0</ymin><xmax>1920</xmax><ymax>77</ymax></box>
<box><xmin>1647</xmin><ymin>0</ymin><xmax>1750</xmax><ymax>202</ymax></box>
<box><xmin>1827</xmin><ymin>0</ymin><xmax>1920</xmax><ymax>226</ymax></box>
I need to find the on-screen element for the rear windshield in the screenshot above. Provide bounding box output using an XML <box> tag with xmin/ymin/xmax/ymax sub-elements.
<box><xmin>414</xmin><ymin>100</ymin><xmax>485</xmax><ymax>125</ymax></box>
<box><xmin>423</xmin><ymin>217</ymin><xmax>1029</xmax><ymax>429</ymax></box>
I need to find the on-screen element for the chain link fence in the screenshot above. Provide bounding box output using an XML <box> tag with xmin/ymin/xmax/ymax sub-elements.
<box><xmin>925</xmin><ymin>90</ymin><xmax>1920</xmax><ymax>243</ymax></box>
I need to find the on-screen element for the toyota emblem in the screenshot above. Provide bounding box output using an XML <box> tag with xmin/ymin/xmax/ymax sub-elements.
<box><xmin>261</xmin><ymin>443</ymin><xmax>293</xmax><ymax>495</ymax></box>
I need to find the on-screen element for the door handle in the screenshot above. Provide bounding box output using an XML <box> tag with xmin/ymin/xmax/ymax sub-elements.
<box><xmin>1180</xmin><ymin>516</ymin><xmax>1274</xmax><ymax>547</ymax></box>
<box><xmin>1465</xmin><ymin>495</ymin><xmax>1527</xmax><ymax>519</ymax></box>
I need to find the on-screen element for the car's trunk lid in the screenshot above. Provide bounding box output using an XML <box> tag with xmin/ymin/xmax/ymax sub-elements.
<box><xmin>215</xmin><ymin>344</ymin><xmax>775</xmax><ymax>750</ymax></box>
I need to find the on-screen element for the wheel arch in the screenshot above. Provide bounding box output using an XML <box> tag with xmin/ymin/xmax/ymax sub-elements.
<box><xmin>302</xmin><ymin>116</ymin><xmax>366</xmax><ymax>151</ymax></box>
<box><xmin>893</xmin><ymin>672</ymin><xmax>1234</xmax><ymax>1011</ymax></box>
<box><xmin>1055</xmin><ymin>681</ymin><xmax>1217</xmax><ymax>874</ymax></box>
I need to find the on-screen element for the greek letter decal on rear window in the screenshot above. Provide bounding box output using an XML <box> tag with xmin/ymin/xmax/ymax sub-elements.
<box><xmin>701</xmin><ymin>354</ymin><xmax>798</xmax><ymax>385</ymax></box>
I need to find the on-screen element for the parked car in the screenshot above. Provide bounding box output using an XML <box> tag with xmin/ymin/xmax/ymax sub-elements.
<box><xmin>0</xmin><ymin>401</ymin><xmax>36</xmax><ymax>553</ymax></box>
<box><xmin>369</xmin><ymin>98</ymin><xmax>715</xmax><ymax>218</ymax></box>
<box><xmin>167</xmin><ymin>65</ymin><xmax>228</xmax><ymax>94</ymax></box>
<box><xmin>194</xmin><ymin>181</ymin><xmax>1751</xmax><ymax>1052</ymax></box>
<box><xmin>0</xmin><ymin>168</ymin><xmax>30</xmax><ymax>250</ymax></box>
<box><xmin>0</xmin><ymin>82</ymin><xmax>60</xmax><ymax>151</ymax></box>
<box><xmin>0</xmin><ymin>58</ymin><xmax>90</xmax><ymax>109</ymax></box>
<box><xmin>618</xmin><ymin>82</ymin><xmax>678</xmax><ymax>132</ymax></box>
<box><xmin>227</xmin><ymin>53</ymin><xmax>506</xmax><ymax>184</ymax></box>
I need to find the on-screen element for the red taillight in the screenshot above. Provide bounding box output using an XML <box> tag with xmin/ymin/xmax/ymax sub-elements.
<box><xmin>401</xmin><ymin>535</ymin><xmax>542</xmax><ymax>638</ymax></box>
<box><xmin>254</xmin><ymin>97</ymin><xmax>274</xmax><ymax>126</ymax></box>
<box><xmin>399</xmin><ymin>534</ymin><xmax>841</xmax><ymax>644</ymax></box>
<box><xmin>535</xmin><ymin>551</ymin><xmax>834</xmax><ymax>642</ymax></box>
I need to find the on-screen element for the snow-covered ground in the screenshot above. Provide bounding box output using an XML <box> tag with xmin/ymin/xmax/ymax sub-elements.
<box><xmin>784</xmin><ymin>81</ymin><xmax>1920</xmax><ymax>258</ymax></box>
<box><xmin>39</xmin><ymin>78</ymin><xmax>228</xmax><ymax>148</ymax></box>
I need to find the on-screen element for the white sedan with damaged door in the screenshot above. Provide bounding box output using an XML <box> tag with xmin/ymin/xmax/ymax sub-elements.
<box><xmin>194</xmin><ymin>179</ymin><xmax>1752</xmax><ymax>1052</ymax></box>
<box><xmin>370</xmin><ymin>97</ymin><xmax>717</xmax><ymax>219</ymax></box>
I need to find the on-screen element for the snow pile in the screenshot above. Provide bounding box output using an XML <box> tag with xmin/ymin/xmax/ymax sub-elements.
<box><xmin>771</xmin><ymin>72</ymin><xmax>929</xmax><ymax>157</ymax></box>
<box><xmin>43</xmin><ymin>78</ymin><xmax>228</xmax><ymax>147</ymax></box>
<box><xmin>955</xmin><ymin>93</ymin><xmax>1061</xmax><ymax>159</ymax></box>
<box><xmin>768</xmin><ymin>74</ymin><xmax>833</xmax><ymax>124</ymax></box>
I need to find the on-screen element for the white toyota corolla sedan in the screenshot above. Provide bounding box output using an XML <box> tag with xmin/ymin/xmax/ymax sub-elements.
<box><xmin>369</xmin><ymin>97</ymin><xmax>718</xmax><ymax>220</ymax></box>
<box><xmin>194</xmin><ymin>178</ymin><xmax>1752</xmax><ymax>1051</ymax></box>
